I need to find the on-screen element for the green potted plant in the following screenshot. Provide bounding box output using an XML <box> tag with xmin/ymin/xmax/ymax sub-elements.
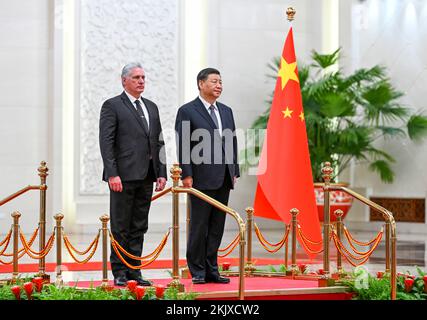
<box><xmin>242</xmin><ymin>48</ymin><xmax>427</xmax><ymax>220</ymax></box>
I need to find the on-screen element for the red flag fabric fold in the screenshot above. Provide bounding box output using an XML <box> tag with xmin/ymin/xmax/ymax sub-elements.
<box><xmin>253</xmin><ymin>26</ymin><xmax>322</xmax><ymax>258</ymax></box>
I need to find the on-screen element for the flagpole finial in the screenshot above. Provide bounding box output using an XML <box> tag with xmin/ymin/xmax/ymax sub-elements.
<box><xmin>286</xmin><ymin>7</ymin><xmax>296</xmax><ymax>21</ymax></box>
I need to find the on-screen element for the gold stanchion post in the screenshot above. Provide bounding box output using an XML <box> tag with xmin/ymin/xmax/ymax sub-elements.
<box><xmin>287</xmin><ymin>208</ymin><xmax>299</xmax><ymax>275</ymax></box>
<box><xmin>100</xmin><ymin>214</ymin><xmax>110</xmax><ymax>287</ymax></box>
<box><xmin>37</xmin><ymin>161</ymin><xmax>48</xmax><ymax>279</ymax></box>
<box><xmin>169</xmin><ymin>164</ymin><xmax>184</xmax><ymax>291</ymax></box>
<box><xmin>180</xmin><ymin>194</ymin><xmax>191</xmax><ymax>279</ymax></box>
<box><xmin>321</xmin><ymin>162</ymin><xmax>333</xmax><ymax>276</ymax></box>
<box><xmin>285</xmin><ymin>225</ymin><xmax>289</xmax><ymax>269</ymax></box>
<box><xmin>385</xmin><ymin>221</ymin><xmax>391</xmax><ymax>273</ymax></box>
<box><xmin>334</xmin><ymin>209</ymin><xmax>344</xmax><ymax>276</ymax></box>
<box><xmin>11</xmin><ymin>211</ymin><xmax>21</xmax><ymax>282</ymax></box>
<box><xmin>238</xmin><ymin>221</ymin><xmax>246</xmax><ymax>300</ymax></box>
<box><xmin>391</xmin><ymin>224</ymin><xmax>397</xmax><ymax>300</ymax></box>
<box><xmin>54</xmin><ymin>213</ymin><xmax>64</xmax><ymax>286</ymax></box>
<box><xmin>244</xmin><ymin>207</ymin><xmax>256</xmax><ymax>273</ymax></box>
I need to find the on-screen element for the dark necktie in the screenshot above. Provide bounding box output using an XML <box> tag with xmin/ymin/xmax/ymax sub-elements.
<box><xmin>209</xmin><ymin>105</ymin><xmax>219</xmax><ymax>129</ymax></box>
<box><xmin>134</xmin><ymin>99</ymin><xmax>149</xmax><ymax>133</ymax></box>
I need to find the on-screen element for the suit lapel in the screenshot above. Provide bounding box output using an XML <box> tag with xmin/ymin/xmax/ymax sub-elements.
<box><xmin>142</xmin><ymin>97</ymin><xmax>154</xmax><ymax>137</ymax></box>
<box><xmin>120</xmin><ymin>92</ymin><xmax>149</xmax><ymax>136</ymax></box>
<box><xmin>217</xmin><ymin>103</ymin><xmax>229</xmax><ymax>130</ymax></box>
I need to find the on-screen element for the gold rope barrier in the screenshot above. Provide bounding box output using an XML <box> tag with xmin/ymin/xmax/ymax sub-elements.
<box><xmin>19</xmin><ymin>229</ymin><xmax>55</xmax><ymax>260</ymax></box>
<box><xmin>317</xmin><ymin>162</ymin><xmax>397</xmax><ymax>300</ymax></box>
<box><xmin>63</xmin><ymin>232</ymin><xmax>100</xmax><ymax>255</ymax></box>
<box><xmin>255</xmin><ymin>223</ymin><xmax>289</xmax><ymax>247</ymax></box>
<box><xmin>297</xmin><ymin>224</ymin><xmax>323</xmax><ymax>245</ymax></box>
<box><xmin>0</xmin><ymin>244</ymin><xmax>34</xmax><ymax>264</ymax></box>
<box><xmin>343</xmin><ymin>227</ymin><xmax>384</xmax><ymax>255</ymax></box>
<box><xmin>0</xmin><ymin>161</ymin><xmax>49</xmax><ymax>278</ymax></box>
<box><xmin>297</xmin><ymin>226</ymin><xmax>324</xmax><ymax>254</ymax></box>
<box><xmin>331</xmin><ymin>233</ymin><xmax>372</xmax><ymax>267</ymax></box>
<box><xmin>329</xmin><ymin>184</ymin><xmax>396</xmax><ymax>299</ymax></box>
<box><xmin>0</xmin><ymin>228</ymin><xmax>12</xmax><ymax>247</ymax></box>
<box><xmin>218</xmin><ymin>236</ymin><xmax>240</xmax><ymax>258</ymax></box>
<box><xmin>1</xmin><ymin>227</ymin><xmax>39</xmax><ymax>257</ymax></box>
<box><xmin>63</xmin><ymin>231</ymin><xmax>100</xmax><ymax>264</ymax></box>
<box><xmin>0</xmin><ymin>257</ymin><xmax>15</xmax><ymax>265</ymax></box>
<box><xmin>108</xmin><ymin>228</ymin><xmax>170</xmax><ymax>269</ymax></box>
<box><xmin>0</xmin><ymin>214</ymin><xmax>34</xmax><ymax>272</ymax></box>
<box><xmin>331</xmin><ymin>228</ymin><xmax>383</xmax><ymax>265</ymax></box>
<box><xmin>331</xmin><ymin>230</ymin><xmax>383</xmax><ymax>260</ymax></box>
<box><xmin>218</xmin><ymin>233</ymin><xmax>240</xmax><ymax>253</ymax></box>
<box><xmin>109</xmin><ymin>228</ymin><xmax>170</xmax><ymax>261</ymax></box>
<box><xmin>254</xmin><ymin>223</ymin><xmax>290</xmax><ymax>253</ymax></box>
<box><xmin>110</xmin><ymin>240</ymin><xmax>165</xmax><ymax>270</ymax></box>
<box><xmin>343</xmin><ymin>225</ymin><xmax>383</xmax><ymax>246</ymax></box>
<box><xmin>0</xmin><ymin>228</ymin><xmax>12</xmax><ymax>256</ymax></box>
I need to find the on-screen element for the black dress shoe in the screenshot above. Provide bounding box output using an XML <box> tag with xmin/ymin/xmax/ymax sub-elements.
<box><xmin>134</xmin><ymin>276</ymin><xmax>152</xmax><ymax>286</ymax></box>
<box><xmin>113</xmin><ymin>275</ymin><xmax>128</xmax><ymax>286</ymax></box>
<box><xmin>206</xmin><ymin>276</ymin><xmax>230</xmax><ymax>284</ymax></box>
<box><xmin>192</xmin><ymin>277</ymin><xmax>206</xmax><ymax>284</ymax></box>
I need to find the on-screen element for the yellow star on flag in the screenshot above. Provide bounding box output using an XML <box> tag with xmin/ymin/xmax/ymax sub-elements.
<box><xmin>282</xmin><ymin>107</ymin><xmax>293</xmax><ymax>119</ymax></box>
<box><xmin>277</xmin><ymin>57</ymin><xmax>299</xmax><ymax>90</ymax></box>
<box><xmin>299</xmin><ymin>112</ymin><xmax>305</xmax><ymax>121</ymax></box>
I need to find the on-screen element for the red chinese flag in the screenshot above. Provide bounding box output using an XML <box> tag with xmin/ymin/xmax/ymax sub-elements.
<box><xmin>253</xmin><ymin>26</ymin><xmax>322</xmax><ymax>258</ymax></box>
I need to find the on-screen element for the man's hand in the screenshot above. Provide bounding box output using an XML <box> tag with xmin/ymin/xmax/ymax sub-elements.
<box><xmin>108</xmin><ymin>176</ymin><xmax>123</xmax><ymax>192</ymax></box>
<box><xmin>182</xmin><ymin>176</ymin><xmax>193</xmax><ymax>188</ymax></box>
<box><xmin>233</xmin><ymin>176</ymin><xmax>238</xmax><ymax>186</ymax></box>
<box><xmin>155</xmin><ymin>177</ymin><xmax>167</xmax><ymax>192</ymax></box>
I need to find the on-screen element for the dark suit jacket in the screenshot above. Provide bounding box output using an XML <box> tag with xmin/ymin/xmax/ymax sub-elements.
<box><xmin>175</xmin><ymin>97</ymin><xmax>240</xmax><ymax>190</ymax></box>
<box><xmin>99</xmin><ymin>91</ymin><xmax>167</xmax><ymax>182</ymax></box>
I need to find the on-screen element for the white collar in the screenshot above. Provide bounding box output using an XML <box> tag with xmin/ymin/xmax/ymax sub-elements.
<box><xmin>124</xmin><ymin>90</ymin><xmax>142</xmax><ymax>104</ymax></box>
<box><xmin>199</xmin><ymin>95</ymin><xmax>217</xmax><ymax>111</ymax></box>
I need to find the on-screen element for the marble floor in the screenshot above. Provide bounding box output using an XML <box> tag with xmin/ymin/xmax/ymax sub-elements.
<box><xmin>1</xmin><ymin>225</ymin><xmax>426</xmax><ymax>283</ymax></box>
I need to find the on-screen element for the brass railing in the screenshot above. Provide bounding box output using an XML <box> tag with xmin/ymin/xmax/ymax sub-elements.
<box><xmin>1</xmin><ymin>163</ymin><xmax>246</xmax><ymax>299</ymax></box>
<box><xmin>315</xmin><ymin>161</ymin><xmax>397</xmax><ymax>300</ymax></box>
<box><xmin>150</xmin><ymin>164</ymin><xmax>246</xmax><ymax>300</ymax></box>
<box><xmin>242</xmin><ymin>162</ymin><xmax>397</xmax><ymax>300</ymax></box>
<box><xmin>0</xmin><ymin>161</ymin><xmax>48</xmax><ymax>279</ymax></box>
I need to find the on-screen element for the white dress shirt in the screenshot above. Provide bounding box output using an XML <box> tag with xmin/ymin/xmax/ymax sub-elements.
<box><xmin>199</xmin><ymin>95</ymin><xmax>222</xmax><ymax>135</ymax></box>
<box><xmin>124</xmin><ymin>90</ymin><xmax>150</xmax><ymax>128</ymax></box>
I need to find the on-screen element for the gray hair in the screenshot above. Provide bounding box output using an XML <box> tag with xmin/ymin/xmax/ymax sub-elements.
<box><xmin>121</xmin><ymin>62</ymin><xmax>143</xmax><ymax>78</ymax></box>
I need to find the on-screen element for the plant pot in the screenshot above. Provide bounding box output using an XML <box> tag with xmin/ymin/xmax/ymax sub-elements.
<box><xmin>314</xmin><ymin>183</ymin><xmax>353</xmax><ymax>222</ymax></box>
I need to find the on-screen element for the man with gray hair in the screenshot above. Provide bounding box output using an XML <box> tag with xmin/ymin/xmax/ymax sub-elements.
<box><xmin>99</xmin><ymin>63</ymin><xmax>167</xmax><ymax>286</ymax></box>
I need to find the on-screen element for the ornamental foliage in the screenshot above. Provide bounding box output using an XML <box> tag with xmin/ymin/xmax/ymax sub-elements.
<box><xmin>243</xmin><ymin>49</ymin><xmax>427</xmax><ymax>183</ymax></box>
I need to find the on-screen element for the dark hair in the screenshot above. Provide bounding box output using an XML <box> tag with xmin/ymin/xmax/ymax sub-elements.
<box><xmin>197</xmin><ymin>68</ymin><xmax>220</xmax><ymax>90</ymax></box>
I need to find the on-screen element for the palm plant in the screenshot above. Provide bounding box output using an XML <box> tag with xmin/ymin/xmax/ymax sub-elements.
<box><xmin>243</xmin><ymin>48</ymin><xmax>427</xmax><ymax>183</ymax></box>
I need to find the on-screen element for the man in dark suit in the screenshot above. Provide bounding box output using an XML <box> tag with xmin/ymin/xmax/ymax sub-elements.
<box><xmin>99</xmin><ymin>62</ymin><xmax>167</xmax><ymax>286</ymax></box>
<box><xmin>175</xmin><ymin>68</ymin><xmax>240</xmax><ymax>284</ymax></box>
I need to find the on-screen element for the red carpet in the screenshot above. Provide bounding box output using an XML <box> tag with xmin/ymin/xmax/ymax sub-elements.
<box><xmin>1</xmin><ymin>258</ymin><xmax>351</xmax><ymax>300</ymax></box>
<box><xmin>67</xmin><ymin>276</ymin><xmax>352</xmax><ymax>300</ymax></box>
<box><xmin>69</xmin><ymin>276</ymin><xmax>318</xmax><ymax>291</ymax></box>
<box><xmin>0</xmin><ymin>258</ymin><xmax>313</xmax><ymax>274</ymax></box>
